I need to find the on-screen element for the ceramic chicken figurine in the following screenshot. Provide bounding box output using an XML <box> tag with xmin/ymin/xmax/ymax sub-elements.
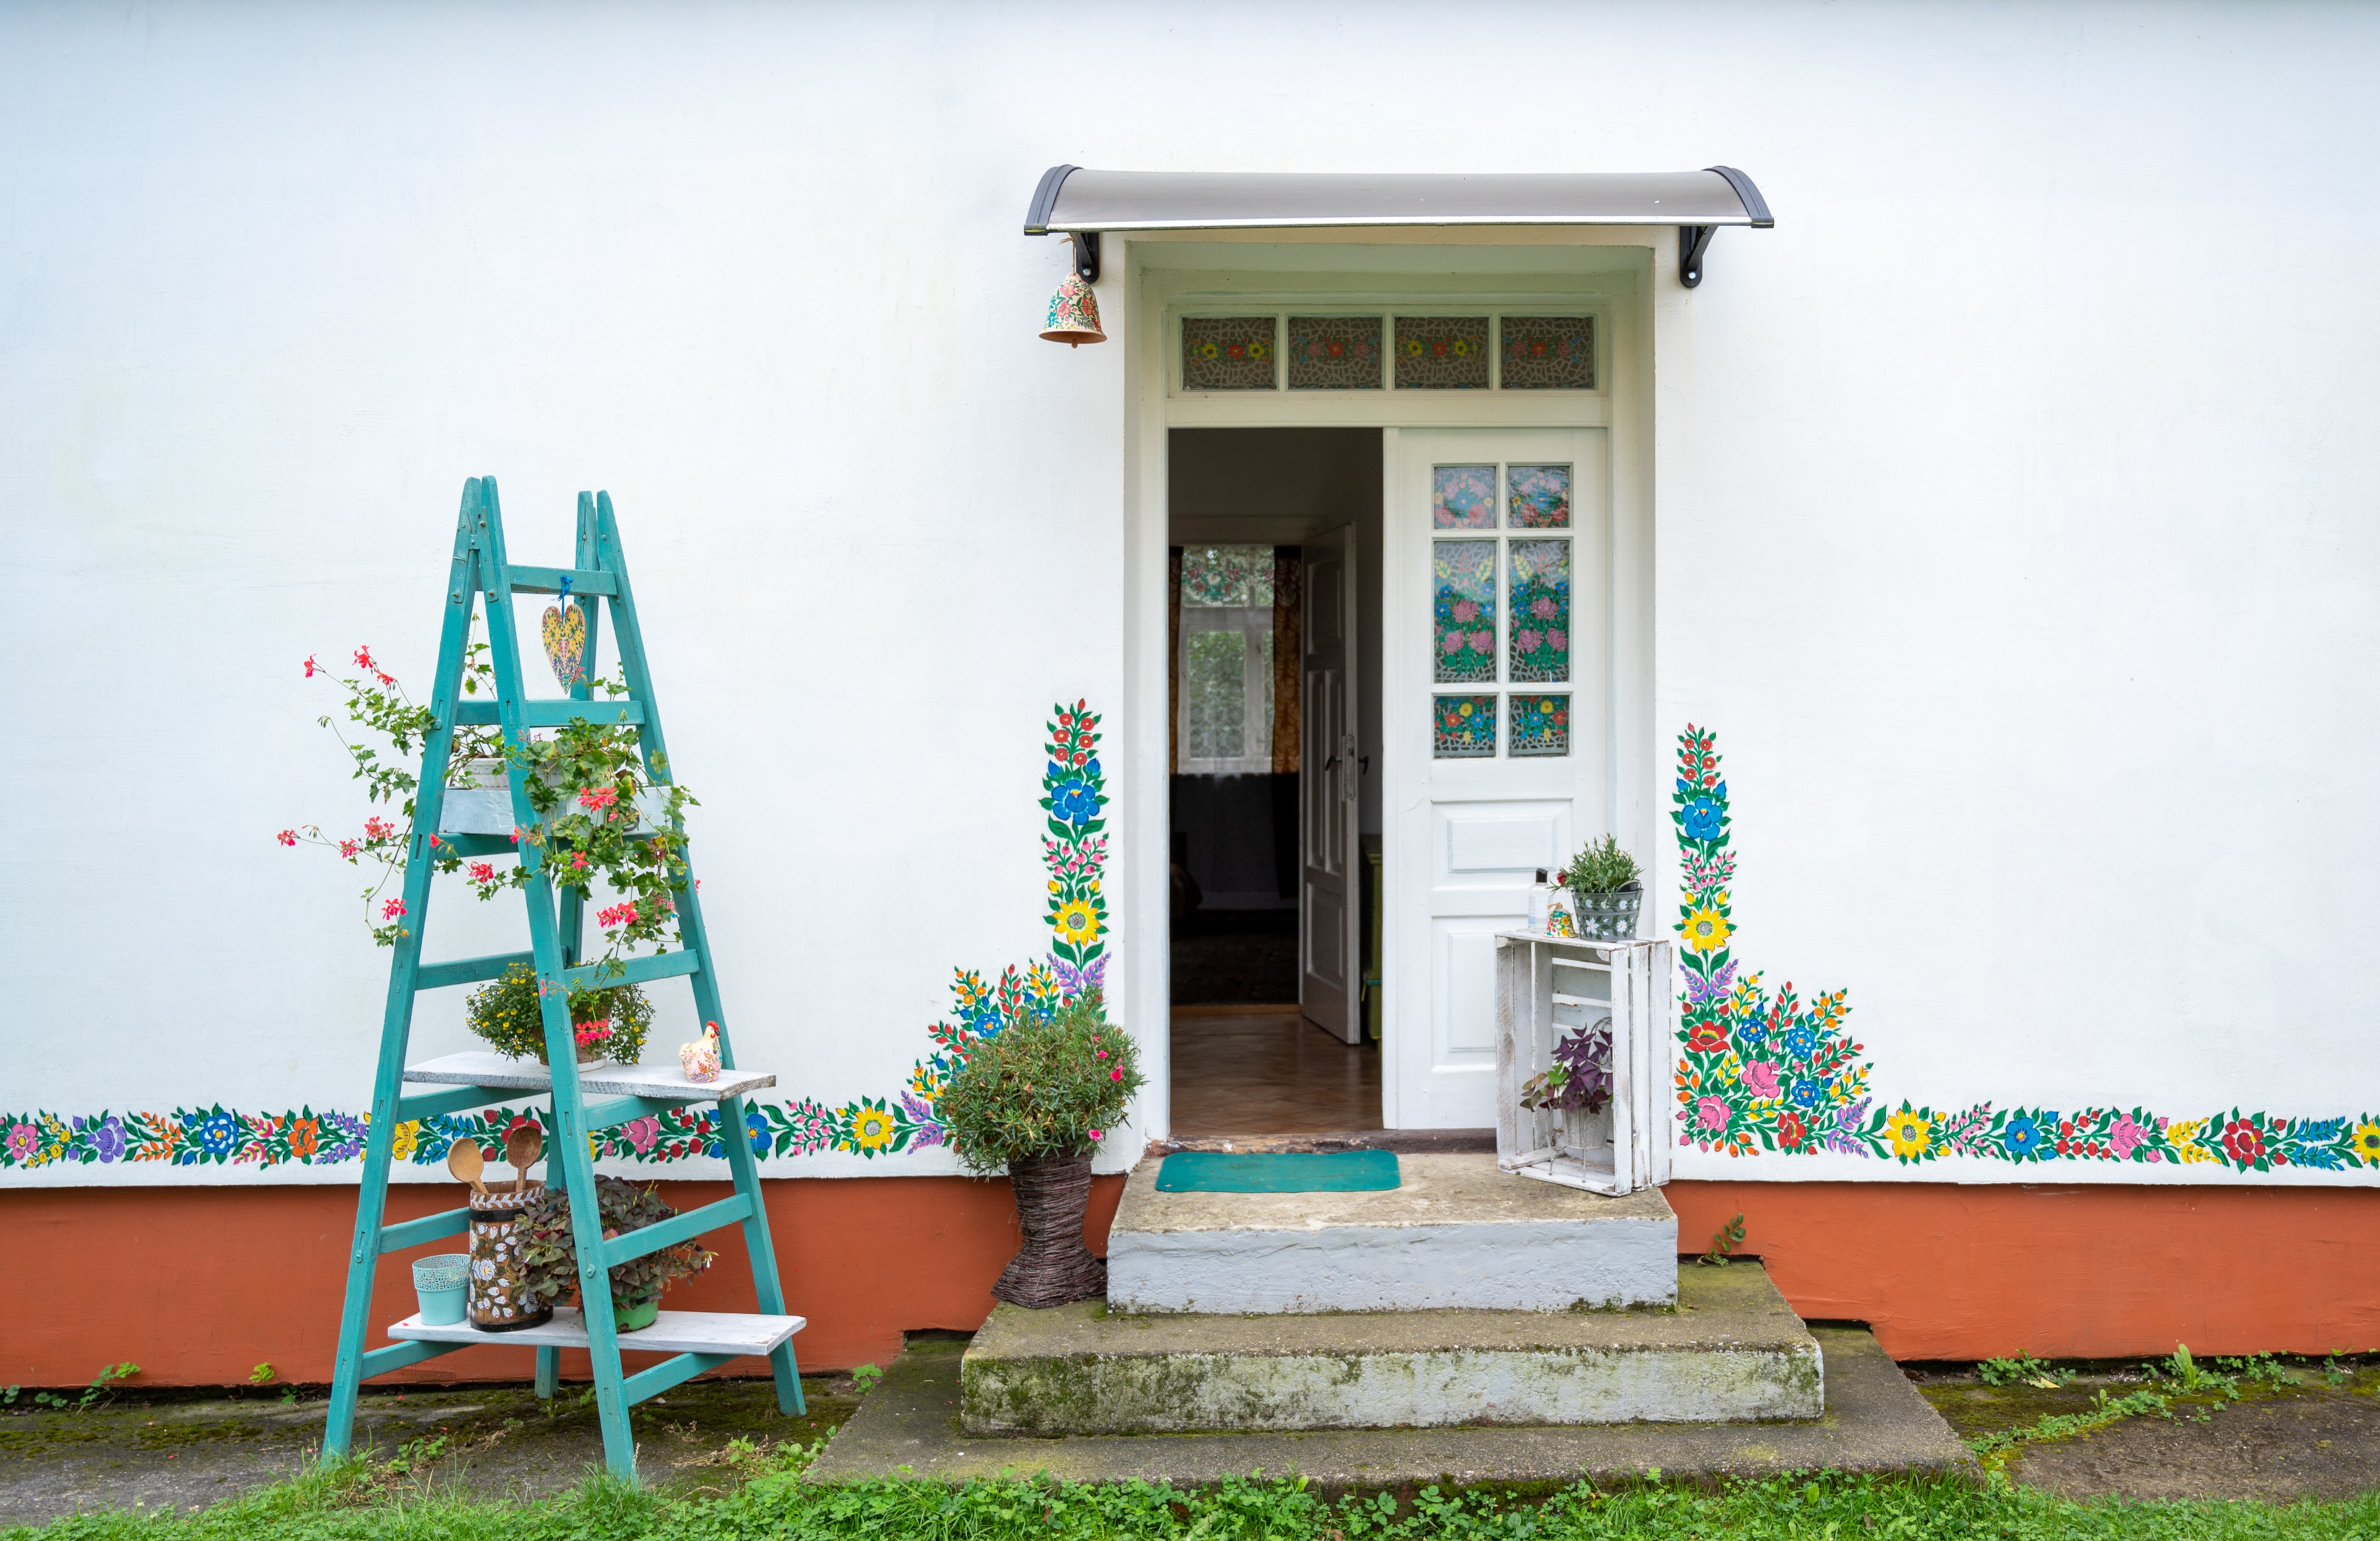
<box><xmin>679</xmin><ymin>1022</ymin><xmax>722</xmax><ymax>1083</ymax></box>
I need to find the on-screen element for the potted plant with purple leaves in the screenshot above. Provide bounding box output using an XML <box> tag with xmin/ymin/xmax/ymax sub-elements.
<box><xmin>1518</xmin><ymin>1017</ymin><xmax>1614</xmax><ymax>1119</ymax></box>
<box><xmin>936</xmin><ymin>992</ymin><xmax>1143</xmax><ymax>1308</ymax></box>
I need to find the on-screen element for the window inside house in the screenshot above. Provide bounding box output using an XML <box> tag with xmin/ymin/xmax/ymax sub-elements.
<box><xmin>1178</xmin><ymin>544</ymin><xmax>1275</xmax><ymax>775</ymax></box>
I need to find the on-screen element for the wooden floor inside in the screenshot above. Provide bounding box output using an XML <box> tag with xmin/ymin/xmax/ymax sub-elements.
<box><xmin>1169</xmin><ymin>1006</ymin><xmax>1381</xmax><ymax>1136</ymax></box>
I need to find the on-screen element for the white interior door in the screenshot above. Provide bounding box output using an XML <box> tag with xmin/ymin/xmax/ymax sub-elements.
<box><xmin>1299</xmin><ymin>526</ymin><xmax>1360</xmax><ymax>1044</ymax></box>
<box><xmin>1383</xmin><ymin>429</ymin><xmax>1609</xmax><ymax>1128</ymax></box>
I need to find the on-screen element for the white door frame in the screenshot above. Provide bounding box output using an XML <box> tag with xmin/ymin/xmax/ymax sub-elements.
<box><xmin>1118</xmin><ymin>234</ymin><xmax>1661</xmax><ymax>1139</ymax></box>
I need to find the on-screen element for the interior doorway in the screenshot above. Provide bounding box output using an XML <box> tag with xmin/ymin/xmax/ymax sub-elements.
<box><xmin>1168</xmin><ymin>427</ymin><xmax>1384</xmax><ymax>1136</ymax></box>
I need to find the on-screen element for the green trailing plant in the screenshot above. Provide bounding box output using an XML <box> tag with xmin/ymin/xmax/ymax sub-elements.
<box><xmin>1699</xmin><ymin>1212</ymin><xmax>1746</xmax><ymax>1267</ymax></box>
<box><xmin>466</xmin><ymin>962</ymin><xmax>653</xmax><ymax>1064</ymax></box>
<box><xmin>937</xmin><ymin>992</ymin><xmax>1145</xmax><ymax>1173</ymax></box>
<box><xmin>515</xmin><ymin>1176</ymin><xmax>714</xmax><ymax>1313</ymax></box>
<box><xmin>1562</xmin><ymin>833</ymin><xmax>1640</xmax><ymax>895</ymax></box>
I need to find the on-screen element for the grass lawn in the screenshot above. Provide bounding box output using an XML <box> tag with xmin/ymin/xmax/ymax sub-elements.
<box><xmin>6</xmin><ymin>1448</ymin><xmax>2377</xmax><ymax>1541</ymax></box>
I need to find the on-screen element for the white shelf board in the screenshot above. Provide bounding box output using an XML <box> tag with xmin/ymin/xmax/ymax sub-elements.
<box><xmin>401</xmin><ymin>1049</ymin><xmax>775</xmax><ymax>1102</ymax></box>
<box><xmin>387</xmin><ymin>1306</ymin><xmax>804</xmax><ymax>1358</ymax></box>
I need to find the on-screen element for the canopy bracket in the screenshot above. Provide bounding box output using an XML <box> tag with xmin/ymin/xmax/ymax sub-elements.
<box><xmin>1071</xmin><ymin>230</ymin><xmax>1100</xmax><ymax>285</ymax></box>
<box><xmin>1678</xmin><ymin>225</ymin><xmax>1716</xmax><ymax>288</ymax></box>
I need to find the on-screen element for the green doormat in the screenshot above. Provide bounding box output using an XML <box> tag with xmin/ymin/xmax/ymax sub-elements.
<box><xmin>1155</xmin><ymin>1150</ymin><xmax>1401</xmax><ymax>1193</ymax></box>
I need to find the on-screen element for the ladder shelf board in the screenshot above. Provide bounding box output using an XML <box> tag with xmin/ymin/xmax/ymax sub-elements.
<box><xmin>386</xmin><ymin>1306</ymin><xmax>805</xmax><ymax>1359</ymax></box>
<box><xmin>401</xmin><ymin>1049</ymin><xmax>775</xmax><ymax>1103</ymax></box>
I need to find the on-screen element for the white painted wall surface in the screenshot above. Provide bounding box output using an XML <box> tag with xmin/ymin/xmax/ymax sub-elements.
<box><xmin>2</xmin><ymin>2</ymin><xmax>2374</xmax><ymax>1186</ymax></box>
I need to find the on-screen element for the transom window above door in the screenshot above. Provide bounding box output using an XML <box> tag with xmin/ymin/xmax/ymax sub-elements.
<box><xmin>1178</xmin><ymin>312</ymin><xmax>1595</xmax><ymax>394</ymax></box>
<box><xmin>1178</xmin><ymin>544</ymin><xmax>1278</xmax><ymax>775</ymax></box>
<box><xmin>1430</xmin><ymin>463</ymin><xmax>1573</xmax><ymax>761</ymax></box>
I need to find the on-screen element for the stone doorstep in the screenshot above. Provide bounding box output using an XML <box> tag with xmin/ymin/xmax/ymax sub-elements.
<box><xmin>962</xmin><ymin>1263</ymin><xmax>1819</xmax><ymax>1437</ymax></box>
<box><xmin>1106</xmin><ymin>1152</ymin><xmax>1680</xmax><ymax>1314</ymax></box>
<box><xmin>809</xmin><ymin>1325</ymin><xmax>1973</xmax><ymax>1490</ymax></box>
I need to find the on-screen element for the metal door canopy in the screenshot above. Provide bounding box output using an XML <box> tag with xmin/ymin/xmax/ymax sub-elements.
<box><xmin>1023</xmin><ymin>166</ymin><xmax>1773</xmax><ymax>234</ymax></box>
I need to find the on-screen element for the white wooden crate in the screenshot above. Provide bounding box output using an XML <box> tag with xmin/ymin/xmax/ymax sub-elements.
<box><xmin>1493</xmin><ymin>933</ymin><xmax>1674</xmax><ymax>1196</ymax></box>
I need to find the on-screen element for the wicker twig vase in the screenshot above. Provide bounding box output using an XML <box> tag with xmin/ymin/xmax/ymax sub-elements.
<box><xmin>991</xmin><ymin>1151</ymin><xmax>1106</xmax><ymax>1308</ymax></box>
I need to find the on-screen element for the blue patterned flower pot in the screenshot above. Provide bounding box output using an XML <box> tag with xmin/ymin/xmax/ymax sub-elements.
<box><xmin>1569</xmin><ymin>886</ymin><xmax>1642</xmax><ymax>942</ymax></box>
<box><xmin>411</xmin><ymin>1253</ymin><xmax>471</xmax><ymax>1327</ymax></box>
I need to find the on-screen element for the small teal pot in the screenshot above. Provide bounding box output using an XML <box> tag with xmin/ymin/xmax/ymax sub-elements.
<box><xmin>412</xmin><ymin>1253</ymin><xmax>471</xmax><ymax>1327</ymax></box>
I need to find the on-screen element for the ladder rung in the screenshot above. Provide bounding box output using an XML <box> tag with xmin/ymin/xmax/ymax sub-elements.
<box><xmin>360</xmin><ymin>1338</ymin><xmax>465</xmax><ymax>1378</ymax></box>
<box><xmin>424</xmin><ymin>833</ymin><xmax>516</xmax><ymax>858</ymax></box>
<box><xmin>395</xmin><ymin>1084</ymin><xmax>509</xmax><ymax>1123</ymax></box>
<box><xmin>417</xmin><ymin>950</ymin><xmax>536</xmax><ymax>990</ymax></box>
<box><xmin>378</xmin><ymin>1206</ymin><xmax>471</xmax><ymax>1253</ymax></box>
<box><xmin>623</xmin><ymin>1351</ymin><xmax>737</xmax><ymax>1408</ymax></box>
<box><xmin>565</xmin><ymin>950</ymin><xmax>700</xmax><ymax>991</ymax></box>
<box><xmin>451</xmin><ymin>700</ymin><xmax>646</xmax><ymax>728</ymax></box>
<box><xmin>603</xmin><ymin>1194</ymin><xmax>754</xmax><ymax>1270</ymax></box>
<box><xmin>581</xmin><ymin>1091</ymin><xmax>708</xmax><ymax>1131</ymax></box>
<box><xmin>506</xmin><ymin>564</ymin><xmax>618</xmax><ymax>597</ymax></box>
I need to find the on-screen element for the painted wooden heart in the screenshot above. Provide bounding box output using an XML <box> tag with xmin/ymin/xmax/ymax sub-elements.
<box><xmin>541</xmin><ymin>601</ymin><xmax>588</xmax><ymax>688</ymax></box>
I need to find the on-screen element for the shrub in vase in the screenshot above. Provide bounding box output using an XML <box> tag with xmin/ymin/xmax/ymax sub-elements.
<box><xmin>939</xmin><ymin>992</ymin><xmax>1143</xmax><ymax>1308</ymax></box>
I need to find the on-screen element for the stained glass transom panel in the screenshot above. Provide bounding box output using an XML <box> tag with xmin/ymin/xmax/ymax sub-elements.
<box><xmin>1287</xmin><ymin>316</ymin><xmax>1383</xmax><ymax>390</ymax></box>
<box><xmin>1507</xmin><ymin>465</ymin><xmax>1571</xmax><ymax>529</ymax></box>
<box><xmin>1432</xmin><ymin>465</ymin><xmax>1496</xmax><ymax>529</ymax></box>
<box><xmin>1180</xmin><ymin>545</ymin><xmax>1275</xmax><ymax>608</ymax></box>
<box><xmin>1509</xmin><ymin>694</ymin><xmax>1571</xmax><ymax>758</ymax></box>
<box><xmin>1432</xmin><ymin>541</ymin><xmax>1497</xmax><ymax>683</ymax></box>
<box><xmin>1433</xmin><ymin>695</ymin><xmax>1497</xmax><ymax>758</ymax></box>
<box><xmin>1394</xmin><ymin>316</ymin><xmax>1491</xmax><ymax>390</ymax></box>
<box><xmin>1181</xmin><ymin>316</ymin><xmax>1277</xmax><ymax>390</ymax></box>
<box><xmin>1501</xmin><ymin>316</ymin><xmax>1596</xmax><ymax>390</ymax></box>
<box><xmin>1508</xmin><ymin>539</ymin><xmax>1571</xmax><ymax>683</ymax></box>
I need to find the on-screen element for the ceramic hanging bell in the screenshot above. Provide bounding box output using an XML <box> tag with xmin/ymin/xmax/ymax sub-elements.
<box><xmin>1040</xmin><ymin>270</ymin><xmax>1105</xmax><ymax>347</ymax></box>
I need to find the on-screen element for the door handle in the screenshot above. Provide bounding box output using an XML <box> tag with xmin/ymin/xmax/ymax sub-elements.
<box><xmin>1322</xmin><ymin>754</ymin><xmax>1341</xmax><ymax>771</ymax></box>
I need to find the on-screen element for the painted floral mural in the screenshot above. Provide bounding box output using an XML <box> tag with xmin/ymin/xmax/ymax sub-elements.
<box><xmin>0</xmin><ymin>701</ymin><xmax>1111</xmax><ymax>1174</ymax></box>
<box><xmin>1672</xmin><ymin>725</ymin><xmax>2379</xmax><ymax>1173</ymax></box>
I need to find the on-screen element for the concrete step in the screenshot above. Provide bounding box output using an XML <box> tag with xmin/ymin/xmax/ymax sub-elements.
<box><xmin>1105</xmin><ymin>1151</ymin><xmax>1677</xmax><ymax>1314</ymax></box>
<box><xmin>961</xmin><ymin>1262</ymin><xmax>1822</xmax><ymax>1436</ymax></box>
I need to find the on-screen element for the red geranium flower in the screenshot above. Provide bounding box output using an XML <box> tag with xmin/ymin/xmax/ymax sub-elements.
<box><xmin>2221</xmin><ymin>1119</ymin><xmax>2265</xmax><ymax>1166</ymax></box>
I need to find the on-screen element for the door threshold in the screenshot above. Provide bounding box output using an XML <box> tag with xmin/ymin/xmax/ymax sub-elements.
<box><xmin>1148</xmin><ymin>1128</ymin><xmax>1493</xmax><ymax>1156</ymax></box>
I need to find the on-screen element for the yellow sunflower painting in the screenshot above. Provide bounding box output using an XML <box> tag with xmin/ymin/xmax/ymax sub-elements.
<box><xmin>1680</xmin><ymin>906</ymin><xmax>1732</xmax><ymax>954</ymax></box>
<box><xmin>2354</xmin><ymin>1122</ymin><xmax>2380</xmax><ymax>1164</ymax></box>
<box><xmin>1052</xmin><ymin>900</ymin><xmax>1102</xmax><ymax>948</ymax></box>
<box><xmin>1886</xmin><ymin>1109</ymin><xmax>1932</xmax><ymax>1160</ymax></box>
<box><xmin>850</xmin><ymin>1104</ymin><xmax>897</xmax><ymax>1151</ymax></box>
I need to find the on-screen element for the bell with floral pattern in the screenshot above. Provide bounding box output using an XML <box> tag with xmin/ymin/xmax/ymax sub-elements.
<box><xmin>1040</xmin><ymin>269</ymin><xmax>1105</xmax><ymax>347</ymax></box>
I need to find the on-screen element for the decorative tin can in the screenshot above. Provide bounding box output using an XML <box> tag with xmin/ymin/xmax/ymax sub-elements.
<box><xmin>466</xmin><ymin>1186</ymin><xmax>552</xmax><ymax>1332</ymax></box>
<box><xmin>1568</xmin><ymin>886</ymin><xmax>1644</xmax><ymax>942</ymax></box>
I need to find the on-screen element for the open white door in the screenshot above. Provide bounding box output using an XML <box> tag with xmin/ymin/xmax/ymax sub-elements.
<box><xmin>1382</xmin><ymin>430</ymin><xmax>1610</xmax><ymax>1127</ymax></box>
<box><xmin>1299</xmin><ymin>525</ymin><xmax>1361</xmax><ymax>1044</ymax></box>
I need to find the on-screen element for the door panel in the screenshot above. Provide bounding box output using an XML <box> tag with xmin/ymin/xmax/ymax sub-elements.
<box><xmin>1299</xmin><ymin>527</ymin><xmax>1361</xmax><ymax>1044</ymax></box>
<box><xmin>1384</xmin><ymin>430</ymin><xmax>1609</xmax><ymax>1127</ymax></box>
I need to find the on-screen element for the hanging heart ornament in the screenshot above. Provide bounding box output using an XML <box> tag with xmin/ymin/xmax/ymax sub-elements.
<box><xmin>541</xmin><ymin>600</ymin><xmax>588</xmax><ymax>688</ymax></box>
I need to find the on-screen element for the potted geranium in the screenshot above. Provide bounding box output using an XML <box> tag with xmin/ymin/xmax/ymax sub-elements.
<box><xmin>466</xmin><ymin>962</ymin><xmax>652</xmax><ymax>1066</ymax></box>
<box><xmin>1562</xmin><ymin>834</ymin><xmax>1643</xmax><ymax>941</ymax></box>
<box><xmin>514</xmin><ymin>1175</ymin><xmax>713</xmax><ymax>1331</ymax></box>
<box><xmin>937</xmin><ymin>992</ymin><xmax>1143</xmax><ymax>1308</ymax></box>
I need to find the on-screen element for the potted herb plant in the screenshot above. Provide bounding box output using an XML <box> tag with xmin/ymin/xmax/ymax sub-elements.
<box><xmin>937</xmin><ymin>992</ymin><xmax>1143</xmax><ymax>1308</ymax></box>
<box><xmin>1562</xmin><ymin>834</ymin><xmax>1643</xmax><ymax>941</ymax></box>
<box><xmin>514</xmin><ymin>1175</ymin><xmax>714</xmax><ymax>1331</ymax></box>
<box><xmin>466</xmin><ymin>962</ymin><xmax>652</xmax><ymax>1065</ymax></box>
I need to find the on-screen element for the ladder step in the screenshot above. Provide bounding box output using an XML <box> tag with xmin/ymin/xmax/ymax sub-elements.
<box><xmin>359</xmin><ymin>1338</ymin><xmax>466</xmax><ymax>1379</ymax></box>
<box><xmin>623</xmin><ymin>1351</ymin><xmax>739</xmax><ymax>1408</ymax></box>
<box><xmin>401</xmin><ymin>1049</ymin><xmax>777</xmax><ymax>1104</ymax></box>
<box><xmin>386</xmin><ymin>1305</ymin><xmax>804</xmax><ymax>1360</ymax></box>
<box><xmin>451</xmin><ymin>700</ymin><xmax>646</xmax><ymax>728</ymax></box>
<box><xmin>378</xmin><ymin>1206</ymin><xmax>471</xmax><ymax>1253</ymax></box>
<box><xmin>505</xmin><ymin>564</ymin><xmax>618</xmax><ymax>597</ymax></box>
<box><xmin>603</xmin><ymin>1194</ymin><xmax>755</xmax><ymax>1269</ymax></box>
<box><xmin>394</xmin><ymin>1084</ymin><xmax>510</xmax><ymax>1123</ymax></box>
<box><xmin>564</xmin><ymin>951</ymin><xmax>699</xmax><ymax>991</ymax></box>
<box><xmin>417</xmin><ymin>951</ymin><xmax>537</xmax><ymax>990</ymax></box>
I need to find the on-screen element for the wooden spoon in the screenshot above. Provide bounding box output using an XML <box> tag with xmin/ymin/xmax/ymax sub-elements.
<box><xmin>505</xmin><ymin>1124</ymin><xmax>543</xmax><ymax>1194</ymax></box>
<box><xmin>446</xmin><ymin>1139</ymin><xmax>487</xmax><ymax>1197</ymax></box>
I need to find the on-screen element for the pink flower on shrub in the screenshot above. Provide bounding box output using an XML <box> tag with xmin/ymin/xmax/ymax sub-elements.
<box><xmin>1741</xmin><ymin>1062</ymin><xmax>1780</xmax><ymax>1100</ymax></box>
<box><xmin>338</xmin><ymin>840</ymin><xmax>359</xmax><ymax>860</ymax></box>
<box><xmin>1088</xmin><ymin>1129</ymin><xmax>1103</xmax><ymax>1141</ymax></box>
<box><xmin>1110</xmin><ymin>1069</ymin><xmax>1124</xmax><ymax>1082</ymax></box>
<box><xmin>275</xmin><ymin>829</ymin><xmax>297</xmax><ymax>847</ymax></box>
<box><xmin>302</xmin><ymin>655</ymin><xmax>318</xmax><ymax>678</ymax></box>
<box><xmin>578</xmin><ymin>787</ymin><xmax>618</xmax><ymax>813</ymax></box>
<box><xmin>380</xmin><ymin>899</ymin><xmax>407</xmax><ymax>920</ymax></box>
<box><xmin>468</xmin><ymin>862</ymin><xmax>496</xmax><ymax>883</ymax></box>
<box><xmin>623</xmin><ymin>1117</ymin><xmax>661</xmax><ymax>1153</ymax></box>
<box><xmin>1695</xmin><ymin>1096</ymin><xmax>1730</xmax><ymax>1133</ymax></box>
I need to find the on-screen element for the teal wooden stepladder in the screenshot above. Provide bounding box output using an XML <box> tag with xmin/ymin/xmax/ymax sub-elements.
<box><xmin>321</xmin><ymin>477</ymin><xmax>803</xmax><ymax>1480</ymax></box>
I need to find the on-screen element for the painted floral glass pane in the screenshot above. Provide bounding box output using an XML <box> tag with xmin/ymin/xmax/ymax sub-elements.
<box><xmin>1185</xmin><ymin>629</ymin><xmax>1248</xmax><ymax>760</ymax></box>
<box><xmin>1181</xmin><ymin>316</ymin><xmax>1277</xmax><ymax>390</ymax></box>
<box><xmin>1507</xmin><ymin>464</ymin><xmax>1571</xmax><ymax>529</ymax></box>
<box><xmin>1433</xmin><ymin>695</ymin><xmax>1497</xmax><ymax>758</ymax></box>
<box><xmin>1286</xmin><ymin>315</ymin><xmax>1383</xmax><ymax>390</ymax></box>
<box><xmin>1432</xmin><ymin>465</ymin><xmax>1496</xmax><ymax>529</ymax></box>
<box><xmin>1394</xmin><ymin>316</ymin><xmax>1491</xmax><ymax>389</ymax></box>
<box><xmin>1501</xmin><ymin>316</ymin><xmax>1595</xmax><ymax>389</ymax></box>
<box><xmin>1180</xmin><ymin>544</ymin><xmax>1274</xmax><ymax>607</ymax></box>
<box><xmin>1508</xmin><ymin>539</ymin><xmax>1571</xmax><ymax>683</ymax></box>
<box><xmin>1509</xmin><ymin>694</ymin><xmax>1571</xmax><ymax>757</ymax></box>
<box><xmin>1431</xmin><ymin>541</ymin><xmax>1497</xmax><ymax>683</ymax></box>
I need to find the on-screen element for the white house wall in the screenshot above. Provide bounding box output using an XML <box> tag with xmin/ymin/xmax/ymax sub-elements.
<box><xmin>1</xmin><ymin>3</ymin><xmax>2374</xmax><ymax>1189</ymax></box>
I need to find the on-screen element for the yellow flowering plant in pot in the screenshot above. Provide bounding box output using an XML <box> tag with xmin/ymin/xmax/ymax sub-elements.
<box><xmin>936</xmin><ymin>992</ymin><xmax>1143</xmax><ymax>1308</ymax></box>
<box><xmin>465</xmin><ymin>962</ymin><xmax>652</xmax><ymax>1066</ymax></box>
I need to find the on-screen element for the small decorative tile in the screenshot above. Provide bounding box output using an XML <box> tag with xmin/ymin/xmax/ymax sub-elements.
<box><xmin>1432</xmin><ymin>465</ymin><xmax>1496</xmax><ymax>529</ymax></box>
<box><xmin>1510</xmin><ymin>694</ymin><xmax>1571</xmax><ymax>757</ymax></box>
<box><xmin>1286</xmin><ymin>316</ymin><xmax>1383</xmax><ymax>390</ymax></box>
<box><xmin>1507</xmin><ymin>464</ymin><xmax>1571</xmax><ymax>529</ymax></box>
<box><xmin>1181</xmin><ymin>316</ymin><xmax>1277</xmax><ymax>390</ymax></box>
<box><xmin>1500</xmin><ymin>316</ymin><xmax>1595</xmax><ymax>389</ymax></box>
<box><xmin>1432</xmin><ymin>541</ymin><xmax>1497</xmax><ymax>683</ymax></box>
<box><xmin>1394</xmin><ymin>316</ymin><xmax>1491</xmax><ymax>389</ymax></box>
<box><xmin>1508</xmin><ymin>539</ymin><xmax>1571</xmax><ymax>683</ymax></box>
<box><xmin>1433</xmin><ymin>694</ymin><xmax>1498</xmax><ymax>758</ymax></box>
